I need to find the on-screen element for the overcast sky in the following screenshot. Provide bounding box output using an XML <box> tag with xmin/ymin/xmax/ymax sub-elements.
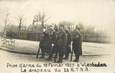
<box><xmin>0</xmin><ymin>0</ymin><xmax>115</xmax><ymax>32</ymax></box>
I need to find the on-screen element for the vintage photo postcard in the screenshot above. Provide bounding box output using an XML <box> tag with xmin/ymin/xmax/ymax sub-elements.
<box><xmin>0</xmin><ymin>0</ymin><xmax>115</xmax><ymax>73</ymax></box>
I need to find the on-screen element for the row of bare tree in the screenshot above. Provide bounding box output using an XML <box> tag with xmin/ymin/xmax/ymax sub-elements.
<box><xmin>1</xmin><ymin>12</ymin><xmax>109</xmax><ymax>43</ymax></box>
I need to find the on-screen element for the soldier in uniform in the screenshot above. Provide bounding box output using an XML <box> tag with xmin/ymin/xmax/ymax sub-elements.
<box><xmin>38</xmin><ymin>28</ymin><xmax>46</xmax><ymax>58</ymax></box>
<box><xmin>39</xmin><ymin>27</ymin><xmax>52</xmax><ymax>58</ymax></box>
<box><xmin>45</xmin><ymin>26</ymin><xmax>53</xmax><ymax>56</ymax></box>
<box><xmin>47</xmin><ymin>25</ymin><xmax>58</xmax><ymax>62</ymax></box>
<box><xmin>56</xmin><ymin>25</ymin><xmax>67</xmax><ymax>63</ymax></box>
<box><xmin>64</xmin><ymin>27</ymin><xmax>71</xmax><ymax>59</ymax></box>
<box><xmin>72</xmin><ymin>26</ymin><xmax>82</xmax><ymax>62</ymax></box>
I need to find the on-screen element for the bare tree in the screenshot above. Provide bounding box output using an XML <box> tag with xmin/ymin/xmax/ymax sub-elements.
<box><xmin>17</xmin><ymin>15</ymin><xmax>24</xmax><ymax>38</ymax></box>
<box><xmin>30</xmin><ymin>12</ymin><xmax>50</xmax><ymax>41</ymax></box>
<box><xmin>32</xmin><ymin>12</ymin><xmax>50</xmax><ymax>31</ymax></box>
<box><xmin>3</xmin><ymin>11</ymin><xmax>9</xmax><ymax>38</ymax></box>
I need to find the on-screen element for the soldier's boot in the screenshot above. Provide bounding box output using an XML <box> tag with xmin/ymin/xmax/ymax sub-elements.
<box><xmin>57</xmin><ymin>56</ymin><xmax>63</xmax><ymax>63</ymax></box>
<box><xmin>64</xmin><ymin>53</ymin><xmax>69</xmax><ymax>59</ymax></box>
<box><xmin>53</xmin><ymin>53</ymin><xmax>58</xmax><ymax>63</ymax></box>
<box><xmin>54</xmin><ymin>58</ymin><xmax>57</xmax><ymax>63</ymax></box>
<box><xmin>57</xmin><ymin>59</ymin><xmax>62</xmax><ymax>63</ymax></box>
<box><xmin>46</xmin><ymin>50</ymin><xmax>53</xmax><ymax>61</ymax></box>
<box><xmin>73</xmin><ymin>59</ymin><xmax>79</xmax><ymax>62</ymax></box>
<box><xmin>40</xmin><ymin>53</ymin><xmax>45</xmax><ymax>59</ymax></box>
<box><xmin>46</xmin><ymin>56</ymin><xmax>52</xmax><ymax>61</ymax></box>
<box><xmin>40</xmin><ymin>56</ymin><xmax>44</xmax><ymax>59</ymax></box>
<box><xmin>63</xmin><ymin>53</ymin><xmax>68</xmax><ymax>59</ymax></box>
<box><xmin>73</xmin><ymin>55</ymin><xmax>79</xmax><ymax>62</ymax></box>
<box><xmin>64</xmin><ymin>56</ymin><xmax>69</xmax><ymax>59</ymax></box>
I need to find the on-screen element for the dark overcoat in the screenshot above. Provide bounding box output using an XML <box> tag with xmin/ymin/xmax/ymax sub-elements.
<box><xmin>72</xmin><ymin>29</ymin><xmax>82</xmax><ymax>55</ymax></box>
<box><xmin>56</xmin><ymin>29</ymin><xmax>67</xmax><ymax>48</ymax></box>
<box><xmin>39</xmin><ymin>31</ymin><xmax>52</xmax><ymax>53</ymax></box>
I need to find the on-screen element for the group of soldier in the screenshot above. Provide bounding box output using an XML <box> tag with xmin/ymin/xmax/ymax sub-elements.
<box><xmin>36</xmin><ymin>24</ymin><xmax>82</xmax><ymax>63</ymax></box>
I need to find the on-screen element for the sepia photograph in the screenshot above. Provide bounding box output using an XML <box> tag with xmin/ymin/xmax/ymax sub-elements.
<box><xmin>0</xmin><ymin>0</ymin><xmax>115</xmax><ymax>73</ymax></box>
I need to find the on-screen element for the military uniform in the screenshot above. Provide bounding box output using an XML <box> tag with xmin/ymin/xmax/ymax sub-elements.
<box><xmin>39</xmin><ymin>29</ymin><xmax>52</xmax><ymax>58</ymax></box>
<box><xmin>47</xmin><ymin>29</ymin><xmax>58</xmax><ymax>62</ymax></box>
<box><xmin>64</xmin><ymin>30</ymin><xmax>71</xmax><ymax>59</ymax></box>
<box><xmin>72</xmin><ymin>29</ymin><xmax>82</xmax><ymax>62</ymax></box>
<box><xmin>56</xmin><ymin>29</ymin><xmax>67</xmax><ymax>63</ymax></box>
<box><xmin>39</xmin><ymin>32</ymin><xmax>45</xmax><ymax>58</ymax></box>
